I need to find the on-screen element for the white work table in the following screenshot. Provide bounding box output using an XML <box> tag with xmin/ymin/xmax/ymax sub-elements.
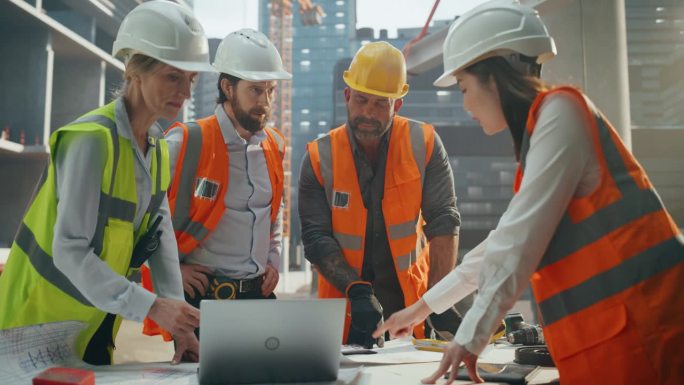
<box><xmin>86</xmin><ymin>342</ymin><xmax>559</xmax><ymax>385</ymax></box>
<box><xmin>86</xmin><ymin>360</ymin><xmax>558</xmax><ymax>385</ymax></box>
<box><xmin>0</xmin><ymin>307</ymin><xmax>559</xmax><ymax>385</ymax></box>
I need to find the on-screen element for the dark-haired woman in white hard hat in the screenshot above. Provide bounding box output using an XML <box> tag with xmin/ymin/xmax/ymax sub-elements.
<box><xmin>375</xmin><ymin>1</ymin><xmax>684</xmax><ymax>384</ymax></box>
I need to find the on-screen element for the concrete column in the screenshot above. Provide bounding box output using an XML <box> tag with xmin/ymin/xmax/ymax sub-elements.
<box><xmin>0</xmin><ymin>26</ymin><xmax>50</xmax><ymax>146</ymax></box>
<box><xmin>51</xmin><ymin>57</ymin><xmax>103</xmax><ymax>130</ymax></box>
<box><xmin>538</xmin><ymin>0</ymin><xmax>632</xmax><ymax>148</ymax></box>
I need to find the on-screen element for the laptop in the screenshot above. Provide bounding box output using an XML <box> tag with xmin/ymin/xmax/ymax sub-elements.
<box><xmin>198</xmin><ymin>299</ymin><xmax>346</xmax><ymax>385</ymax></box>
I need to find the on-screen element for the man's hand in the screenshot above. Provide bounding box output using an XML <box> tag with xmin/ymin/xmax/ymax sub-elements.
<box><xmin>261</xmin><ymin>263</ymin><xmax>279</xmax><ymax>296</ymax></box>
<box><xmin>373</xmin><ymin>299</ymin><xmax>432</xmax><ymax>339</ymax></box>
<box><xmin>424</xmin><ymin>306</ymin><xmax>463</xmax><ymax>341</ymax></box>
<box><xmin>346</xmin><ymin>282</ymin><xmax>384</xmax><ymax>348</ymax></box>
<box><xmin>422</xmin><ymin>341</ymin><xmax>482</xmax><ymax>384</ymax></box>
<box><xmin>180</xmin><ymin>263</ymin><xmax>212</xmax><ymax>298</ymax></box>
<box><xmin>172</xmin><ymin>331</ymin><xmax>199</xmax><ymax>364</ymax></box>
<box><xmin>147</xmin><ymin>297</ymin><xmax>199</xmax><ymax>336</ymax></box>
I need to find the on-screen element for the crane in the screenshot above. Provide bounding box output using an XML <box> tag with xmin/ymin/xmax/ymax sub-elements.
<box><xmin>267</xmin><ymin>0</ymin><xmax>323</xmax><ymax>272</ymax></box>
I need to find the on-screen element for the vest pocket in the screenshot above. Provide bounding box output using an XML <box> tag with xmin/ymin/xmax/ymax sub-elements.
<box><xmin>551</xmin><ymin>302</ymin><xmax>627</xmax><ymax>360</ymax></box>
<box><xmin>552</xmin><ymin>303</ymin><xmax>656</xmax><ymax>384</ymax></box>
<box><xmin>102</xmin><ymin>219</ymin><xmax>134</xmax><ymax>275</ymax></box>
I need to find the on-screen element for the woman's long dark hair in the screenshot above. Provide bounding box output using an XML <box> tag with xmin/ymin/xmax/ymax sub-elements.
<box><xmin>464</xmin><ymin>56</ymin><xmax>550</xmax><ymax>160</ymax></box>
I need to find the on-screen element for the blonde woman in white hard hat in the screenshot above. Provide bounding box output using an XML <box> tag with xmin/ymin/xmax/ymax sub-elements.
<box><xmin>0</xmin><ymin>1</ymin><xmax>215</xmax><ymax>365</ymax></box>
<box><xmin>375</xmin><ymin>1</ymin><xmax>684</xmax><ymax>384</ymax></box>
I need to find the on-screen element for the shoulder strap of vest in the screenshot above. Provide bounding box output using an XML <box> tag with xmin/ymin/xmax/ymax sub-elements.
<box><xmin>310</xmin><ymin>133</ymin><xmax>333</xmax><ymax>208</ymax></box>
<box><xmin>406</xmin><ymin>118</ymin><xmax>434</xmax><ymax>186</ymax></box>
<box><xmin>170</xmin><ymin>121</ymin><xmax>203</xmax><ymax>230</ymax></box>
<box><xmin>264</xmin><ymin>127</ymin><xmax>286</xmax><ymax>159</ymax></box>
<box><xmin>145</xmin><ymin>137</ymin><xmax>168</xmax><ymax>225</ymax></box>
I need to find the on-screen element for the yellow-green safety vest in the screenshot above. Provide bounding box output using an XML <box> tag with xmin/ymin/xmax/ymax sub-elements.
<box><xmin>0</xmin><ymin>101</ymin><xmax>170</xmax><ymax>360</ymax></box>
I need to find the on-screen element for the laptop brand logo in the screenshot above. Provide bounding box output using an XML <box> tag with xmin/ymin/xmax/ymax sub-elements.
<box><xmin>264</xmin><ymin>337</ymin><xmax>280</xmax><ymax>351</ymax></box>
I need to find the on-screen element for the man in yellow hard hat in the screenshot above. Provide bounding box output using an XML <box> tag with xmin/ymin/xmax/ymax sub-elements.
<box><xmin>299</xmin><ymin>41</ymin><xmax>462</xmax><ymax>348</ymax></box>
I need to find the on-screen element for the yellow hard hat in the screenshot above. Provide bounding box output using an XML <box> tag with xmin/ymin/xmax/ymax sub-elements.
<box><xmin>343</xmin><ymin>41</ymin><xmax>409</xmax><ymax>99</ymax></box>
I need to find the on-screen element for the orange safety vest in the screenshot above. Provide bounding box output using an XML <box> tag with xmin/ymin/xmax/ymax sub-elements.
<box><xmin>307</xmin><ymin>115</ymin><xmax>435</xmax><ymax>341</ymax></box>
<box><xmin>515</xmin><ymin>87</ymin><xmax>684</xmax><ymax>384</ymax></box>
<box><xmin>142</xmin><ymin>114</ymin><xmax>285</xmax><ymax>340</ymax></box>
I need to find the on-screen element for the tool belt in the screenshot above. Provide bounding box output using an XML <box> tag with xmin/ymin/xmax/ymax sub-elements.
<box><xmin>206</xmin><ymin>275</ymin><xmax>264</xmax><ymax>300</ymax></box>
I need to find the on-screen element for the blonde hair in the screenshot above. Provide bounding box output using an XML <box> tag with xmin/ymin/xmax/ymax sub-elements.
<box><xmin>112</xmin><ymin>54</ymin><xmax>163</xmax><ymax>98</ymax></box>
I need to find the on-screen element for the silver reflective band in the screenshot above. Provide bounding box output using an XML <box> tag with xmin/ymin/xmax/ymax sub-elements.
<box><xmin>186</xmin><ymin>220</ymin><xmax>210</xmax><ymax>241</ymax></box>
<box><xmin>15</xmin><ymin>223</ymin><xmax>93</xmax><ymax>307</ymax></box>
<box><xmin>538</xmin><ymin>112</ymin><xmax>664</xmax><ymax>269</ymax></box>
<box><xmin>396</xmin><ymin>250</ymin><xmax>416</xmax><ymax>271</ymax></box>
<box><xmin>172</xmin><ymin>122</ymin><xmax>203</xmax><ymax>230</ymax></box>
<box><xmin>539</xmin><ymin>237</ymin><xmax>684</xmax><ymax>326</ymax></box>
<box><xmin>408</xmin><ymin>120</ymin><xmax>427</xmax><ymax>184</ymax></box>
<box><xmin>389</xmin><ymin>219</ymin><xmax>417</xmax><ymax>240</ymax></box>
<box><xmin>316</xmin><ymin>135</ymin><xmax>334</xmax><ymax>208</ymax></box>
<box><xmin>333</xmin><ymin>232</ymin><xmax>363</xmax><ymax>251</ymax></box>
<box><xmin>540</xmin><ymin>187</ymin><xmax>662</xmax><ymax>269</ymax></box>
<box><xmin>145</xmin><ymin>141</ymin><xmax>166</xmax><ymax>219</ymax></box>
<box><xmin>109</xmin><ymin>195</ymin><xmax>136</xmax><ymax>222</ymax></box>
<box><xmin>267</xmin><ymin>127</ymin><xmax>285</xmax><ymax>154</ymax></box>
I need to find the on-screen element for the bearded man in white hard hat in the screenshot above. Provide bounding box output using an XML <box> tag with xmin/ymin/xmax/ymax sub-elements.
<box><xmin>141</xmin><ymin>29</ymin><xmax>291</xmax><ymax>340</ymax></box>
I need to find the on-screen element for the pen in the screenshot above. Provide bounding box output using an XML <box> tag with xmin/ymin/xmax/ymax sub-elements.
<box><xmin>412</xmin><ymin>338</ymin><xmax>447</xmax><ymax>352</ymax></box>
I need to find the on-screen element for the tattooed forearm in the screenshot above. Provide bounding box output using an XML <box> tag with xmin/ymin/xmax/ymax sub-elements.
<box><xmin>314</xmin><ymin>253</ymin><xmax>361</xmax><ymax>294</ymax></box>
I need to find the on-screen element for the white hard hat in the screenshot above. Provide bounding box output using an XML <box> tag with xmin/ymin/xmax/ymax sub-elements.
<box><xmin>112</xmin><ymin>0</ymin><xmax>214</xmax><ymax>72</ymax></box>
<box><xmin>434</xmin><ymin>0</ymin><xmax>556</xmax><ymax>87</ymax></box>
<box><xmin>213</xmin><ymin>28</ymin><xmax>292</xmax><ymax>81</ymax></box>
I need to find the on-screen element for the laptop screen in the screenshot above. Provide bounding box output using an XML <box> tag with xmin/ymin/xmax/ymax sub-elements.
<box><xmin>198</xmin><ymin>298</ymin><xmax>346</xmax><ymax>385</ymax></box>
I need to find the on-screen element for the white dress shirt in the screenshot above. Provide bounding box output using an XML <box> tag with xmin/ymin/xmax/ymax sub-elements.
<box><xmin>165</xmin><ymin>104</ymin><xmax>283</xmax><ymax>279</ymax></box>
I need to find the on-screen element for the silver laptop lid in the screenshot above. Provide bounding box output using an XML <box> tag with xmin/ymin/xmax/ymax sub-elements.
<box><xmin>198</xmin><ymin>299</ymin><xmax>346</xmax><ymax>385</ymax></box>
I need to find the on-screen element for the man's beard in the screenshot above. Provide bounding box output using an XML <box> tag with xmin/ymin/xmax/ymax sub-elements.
<box><xmin>231</xmin><ymin>97</ymin><xmax>269</xmax><ymax>133</ymax></box>
<box><xmin>347</xmin><ymin>112</ymin><xmax>391</xmax><ymax>141</ymax></box>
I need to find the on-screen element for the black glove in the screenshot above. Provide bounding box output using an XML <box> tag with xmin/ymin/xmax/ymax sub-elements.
<box><xmin>346</xmin><ymin>282</ymin><xmax>384</xmax><ymax>348</ymax></box>
<box><xmin>424</xmin><ymin>306</ymin><xmax>463</xmax><ymax>341</ymax></box>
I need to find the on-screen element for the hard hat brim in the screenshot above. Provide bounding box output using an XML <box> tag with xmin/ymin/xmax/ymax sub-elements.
<box><xmin>433</xmin><ymin>70</ymin><xmax>458</xmax><ymax>88</ymax></box>
<box><xmin>161</xmin><ymin>59</ymin><xmax>216</xmax><ymax>73</ymax></box>
<box><xmin>217</xmin><ymin>67</ymin><xmax>293</xmax><ymax>82</ymax></box>
<box><xmin>343</xmin><ymin>73</ymin><xmax>409</xmax><ymax>99</ymax></box>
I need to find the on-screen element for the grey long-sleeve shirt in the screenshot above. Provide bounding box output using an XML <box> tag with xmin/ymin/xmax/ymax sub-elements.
<box><xmin>165</xmin><ymin>104</ymin><xmax>283</xmax><ymax>278</ymax></box>
<box><xmin>299</xmin><ymin>120</ymin><xmax>460</xmax><ymax>317</ymax></box>
<box><xmin>52</xmin><ymin>97</ymin><xmax>184</xmax><ymax>322</ymax></box>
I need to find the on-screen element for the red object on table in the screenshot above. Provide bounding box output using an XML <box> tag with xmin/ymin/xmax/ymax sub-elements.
<box><xmin>32</xmin><ymin>367</ymin><xmax>95</xmax><ymax>385</ymax></box>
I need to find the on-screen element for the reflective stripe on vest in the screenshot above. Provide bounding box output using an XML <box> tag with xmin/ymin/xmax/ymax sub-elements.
<box><xmin>171</xmin><ymin>122</ymin><xmax>202</xmax><ymax>232</ymax></box>
<box><xmin>314</xmin><ymin>119</ymin><xmax>428</xmax><ymax>264</ymax></box>
<box><xmin>0</xmin><ymin>101</ymin><xmax>170</xmax><ymax>362</ymax></box>
<box><xmin>13</xmin><ymin>114</ymin><xmax>122</xmax><ymax>306</ymax></box>
<box><xmin>10</xmin><ymin>112</ymin><xmax>169</xmax><ymax>307</ymax></box>
<box><xmin>515</xmin><ymin>87</ymin><xmax>684</xmax><ymax>328</ymax></box>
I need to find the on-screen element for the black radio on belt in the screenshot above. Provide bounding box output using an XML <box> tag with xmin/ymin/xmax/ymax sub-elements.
<box><xmin>130</xmin><ymin>216</ymin><xmax>163</xmax><ymax>268</ymax></box>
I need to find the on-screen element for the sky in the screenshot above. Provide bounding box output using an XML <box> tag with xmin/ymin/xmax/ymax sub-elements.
<box><xmin>194</xmin><ymin>0</ymin><xmax>487</xmax><ymax>39</ymax></box>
